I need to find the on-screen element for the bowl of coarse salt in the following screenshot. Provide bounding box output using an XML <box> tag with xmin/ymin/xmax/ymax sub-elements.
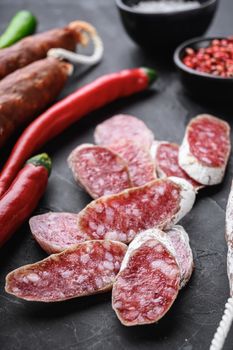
<box><xmin>115</xmin><ymin>0</ymin><xmax>218</xmax><ymax>50</ymax></box>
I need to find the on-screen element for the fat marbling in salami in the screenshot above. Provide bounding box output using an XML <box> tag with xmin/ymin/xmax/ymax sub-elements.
<box><xmin>179</xmin><ymin>114</ymin><xmax>231</xmax><ymax>185</ymax></box>
<box><xmin>151</xmin><ymin>141</ymin><xmax>202</xmax><ymax>190</ymax></box>
<box><xmin>165</xmin><ymin>225</ymin><xmax>193</xmax><ymax>288</ymax></box>
<box><xmin>77</xmin><ymin>177</ymin><xmax>196</xmax><ymax>244</ymax></box>
<box><xmin>67</xmin><ymin>144</ymin><xmax>132</xmax><ymax>199</ymax></box>
<box><xmin>94</xmin><ymin>114</ymin><xmax>154</xmax><ymax>149</ymax></box>
<box><xmin>110</xmin><ymin>140</ymin><xmax>156</xmax><ymax>187</ymax></box>
<box><xmin>29</xmin><ymin>213</ymin><xmax>82</xmax><ymax>254</ymax></box>
<box><xmin>5</xmin><ymin>240</ymin><xmax>127</xmax><ymax>302</ymax></box>
<box><xmin>133</xmin><ymin>226</ymin><xmax>193</xmax><ymax>289</ymax></box>
<box><xmin>112</xmin><ymin>229</ymin><xmax>180</xmax><ymax>326</ymax></box>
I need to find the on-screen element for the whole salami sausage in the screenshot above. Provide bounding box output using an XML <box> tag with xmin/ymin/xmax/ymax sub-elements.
<box><xmin>67</xmin><ymin>144</ymin><xmax>132</xmax><ymax>198</ymax></box>
<box><xmin>112</xmin><ymin>229</ymin><xmax>180</xmax><ymax>326</ymax></box>
<box><xmin>226</xmin><ymin>181</ymin><xmax>233</xmax><ymax>296</ymax></box>
<box><xmin>77</xmin><ymin>177</ymin><xmax>196</xmax><ymax>243</ymax></box>
<box><xmin>0</xmin><ymin>57</ymin><xmax>71</xmax><ymax>148</ymax></box>
<box><xmin>179</xmin><ymin>114</ymin><xmax>231</xmax><ymax>185</ymax></box>
<box><xmin>0</xmin><ymin>21</ymin><xmax>85</xmax><ymax>80</ymax></box>
<box><xmin>151</xmin><ymin>141</ymin><xmax>202</xmax><ymax>190</ymax></box>
<box><xmin>5</xmin><ymin>240</ymin><xmax>127</xmax><ymax>302</ymax></box>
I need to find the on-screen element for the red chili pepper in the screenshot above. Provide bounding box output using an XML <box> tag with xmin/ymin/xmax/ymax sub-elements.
<box><xmin>0</xmin><ymin>67</ymin><xmax>156</xmax><ymax>197</ymax></box>
<box><xmin>0</xmin><ymin>153</ymin><xmax>51</xmax><ymax>247</ymax></box>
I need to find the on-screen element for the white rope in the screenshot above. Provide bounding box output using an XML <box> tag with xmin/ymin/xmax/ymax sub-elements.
<box><xmin>47</xmin><ymin>22</ymin><xmax>103</xmax><ymax>66</ymax></box>
<box><xmin>210</xmin><ymin>297</ymin><xmax>233</xmax><ymax>350</ymax></box>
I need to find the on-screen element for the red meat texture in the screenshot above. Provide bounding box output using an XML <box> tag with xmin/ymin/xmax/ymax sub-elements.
<box><xmin>112</xmin><ymin>239</ymin><xmax>180</xmax><ymax>325</ymax></box>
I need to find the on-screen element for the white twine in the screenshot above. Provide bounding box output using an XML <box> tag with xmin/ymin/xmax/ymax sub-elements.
<box><xmin>47</xmin><ymin>22</ymin><xmax>103</xmax><ymax>66</ymax></box>
<box><xmin>210</xmin><ymin>297</ymin><xmax>233</xmax><ymax>350</ymax></box>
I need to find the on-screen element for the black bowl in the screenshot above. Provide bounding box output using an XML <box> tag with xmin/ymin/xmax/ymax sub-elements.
<box><xmin>115</xmin><ymin>0</ymin><xmax>218</xmax><ymax>51</ymax></box>
<box><xmin>174</xmin><ymin>36</ymin><xmax>233</xmax><ymax>102</ymax></box>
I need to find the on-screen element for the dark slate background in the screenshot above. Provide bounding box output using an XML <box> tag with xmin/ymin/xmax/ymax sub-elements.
<box><xmin>0</xmin><ymin>0</ymin><xmax>233</xmax><ymax>349</ymax></box>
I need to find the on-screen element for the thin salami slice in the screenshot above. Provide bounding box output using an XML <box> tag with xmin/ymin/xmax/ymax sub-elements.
<box><xmin>151</xmin><ymin>141</ymin><xmax>202</xmax><ymax>190</ymax></box>
<box><xmin>77</xmin><ymin>177</ymin><xmax>196</xmax><ymax>244</ymax></box>
<box><xmin>67</xmin><ymin>144</ymin><xmax>132</xmax><ymax>199</ymax></box>
<box><xmin>94</xmin><ymin>114</ymin><xmax>154</xmax><ymax>149</ymax></box>
<box><xmin>165</xmin><ymin>225</ymin><xmax>193</xmax><ymax>288</ymax></box>
<box><xmin>5</xmin><ymin>240</ymin><xmax>127</xmax><ymax>302</ymax></box>
<box><xmin>226</xmin><ymin>181</ymin><xmax>233</xmax><ymax>296</ymax></box>
<box><xmin>112</xmin><ymin>230</ymin><xmax>180</xmax><ymax>326</ymax></box>
<box><xmin>29</xmin><ymin>213</ymin><xmax>82</xmax><ymax>254</ymax></box>
<box><xmin>141</xmin><ymin>226</ymin><xmax>193</xmax><ymax>289</ymax></box>
<box><xmin>110</xmin><ymin>140</ymin><xmax>156</xmax><ymax>187</ymax></box>
<box><xmin>179</xmin><ymin>114</ymin><xmax>231</xmax><ymax>185</ymax></box>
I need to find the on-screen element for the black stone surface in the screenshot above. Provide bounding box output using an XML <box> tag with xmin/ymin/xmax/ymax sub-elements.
<box><xmin>0</xmin><ymin>0</ymin><xmax>233</xmax><ymax>349</ymax></box>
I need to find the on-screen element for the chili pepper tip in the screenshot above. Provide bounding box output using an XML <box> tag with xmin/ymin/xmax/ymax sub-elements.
<box><xmin>141</xmin><ymin>68</ymin><xmax>157</xmax><ymax>85</ymax></box>
<box><xmin>26</xmin><ymin>153</ymin><xmax>52</xmax><ymax>176</ymax></box>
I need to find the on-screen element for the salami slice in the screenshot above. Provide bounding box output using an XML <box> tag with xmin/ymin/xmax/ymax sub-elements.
<box><xmin>226</xmin><ymin>181</ymin><xmax>233</xmax><ymax>296</ymax></box>
<box><xmin>5</xmin><ymin>240</ymin><xmax>127</xmax><ymax>302</ymax></box>
<box><xmin>179</xmin><ymin>114</ymin><xmax>231</xmax><ymax>185</ymax></box>
<box><xmin>165</xmin><ymin>225</ymin><xmax>193</xmax><ymax>288</ymax></box>
<box><xmin>141</xmin><ymin>226</ymin><xmax>193</xmax><ymax>289</ymax></box>
<box><xmin>112</xmin><ymin>230</ymin><xmax>180</xmax><ymax>326</ymax></box>
<box><xmin>29</xmin><ymin>213</ymin><xmax>82</xmax><ymax>254</ymax></box>
<box><xmin>110</xmin><ymin>140</ymin><xmax>156</xmax><ymax>187</ymax></box>
<box><xmin>94</xmin><ymin>114</ymin><xmax>154</xmax><ymax>149</ymax></box>
<box><xmin>67</xmin><ymin>144</ymin><xmax>132</xmax><ymax>199</ymax></box>
<box><xmin>77</xmin><ymin>177</ymin><xmax>196</xmax><ymax>244</ymax></box>
<box><xmin>151</xmin><ymin>141</ymin><xmax>202</xmax><ymax>190</ymax></box>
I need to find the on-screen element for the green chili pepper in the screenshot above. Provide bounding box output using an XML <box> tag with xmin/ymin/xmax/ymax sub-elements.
<box><xmin>0</xmin><ymin>10</ymin><xmax>37</xmax><ymax>48</ymax></box>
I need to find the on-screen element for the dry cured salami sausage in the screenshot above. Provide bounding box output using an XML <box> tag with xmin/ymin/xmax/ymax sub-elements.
<box><xmin>226</xmin><ymin>181</ymin><xmax>233</xmax><ymax>296</ymax></box>
<box><xmin>179</xmin><ymin>114</ymin><xmax>231</xmax><ymax>185</ymax></box>
<box><xmin>94</xmin><ymin>114</ymin><xmax>154</xmax><ymax>149</ymax></box>
<box><xmin>110</xmin><ymin>140</ymin><xmax>156</xmax><ymax>187</ymax></box>
<box><xmin>5</xmin><ymin>240</ymin><xmax>127</xmax><ymax>302</ymax></box>
<box><xmin>151</xmin><ymin>141</ymin><xmax>202</xmax><ymax>190</ymax></box>
<box><xmin>77</xmin><ymin>177</ymin><xmax>196</xmax><ymax>243</ymax></box>
<box><xmin>112</xmin><ymin>230</ymin><xmax>180</xmax><ymax>326</ymax></box>
<box><xmin>0</xmin><ymin>58</ymin><xmax>71</xmax><ymax>148</ymax></box>
<box><xmin>29</xmin><ymin>213</ymin><xmax>81</xmax><ymax>254</ymax></box>
<box><xmin>67</xmin><ymin>144</ymin><xmax>132</xmax><ymax>198</ymax></box>
<box><xmin>0</xmin><ymin>21</ymin><xmax>85</xmax><ymax>80</ymax></box>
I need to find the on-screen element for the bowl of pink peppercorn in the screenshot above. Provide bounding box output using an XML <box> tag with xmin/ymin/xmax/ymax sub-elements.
<box><xmin>174</xmin><ymin>36</ymin><xmax>233</xmax><ymax>101</ymax></box>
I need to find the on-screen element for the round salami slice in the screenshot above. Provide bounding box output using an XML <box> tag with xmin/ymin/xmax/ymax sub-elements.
<box><xmin>179</xmin><ymin>114</ymin><xmax>231</xmax><ymax>185</ymax></box>
<box><xmin>110</xmin><ymin>140</ymin><xmax>156</xmax><ymax>187</ymax></box>
<box><xmin>29</xmin><ymin>213</ymin><xmax>83</xmax><ymax>254</ymax></box>
<box><xmin>151</xmin><ymin>141</ymin><xmax>202</xmax><ymax>190</ymax></box>
<box><xmin>126</xmin><ymin>226</ymin><xmax>193</xmax><ymax>289</ymax></box>
<box><xmin>226</xmin><ymin>181</ymin><xmax>233</xmax><ymax>296</ymax></box>
<box><xmin>77</xmin><ymin>177</ymin><xmax>196</xmax><ymax>244</ymax></box>
<box><xmin>5</xmin><ymin>240</ymin><xmax>127</xmax><ymax>302</ymax></box>
<box><xmin>94</xmin><ymin>114</ymin><xmax>154</xmax><ymax>149</ymax></box>
<box><xmin>67</xmin><ymin>144</ymin><xmax>132</xmax><ymax>199</ymax></box>
<box><xmin>112</xmin><ymin>230</ymin><xmax>180</xmax><ymax>326</ymax></box>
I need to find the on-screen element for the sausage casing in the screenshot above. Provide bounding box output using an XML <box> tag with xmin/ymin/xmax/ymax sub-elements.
<box><xmin>0</xmin><ymin>57</ymin><xmax>71</xmax><ymax>147</ymax></box>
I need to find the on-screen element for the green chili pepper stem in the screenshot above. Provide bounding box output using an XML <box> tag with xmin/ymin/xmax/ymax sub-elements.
<box><xmin>141</xmin><ymin>67</ymin><xmax>157</xmax><ymax>85</ymax></box>
<box><xmin>26</xmin><ymin>153</ymin><xmax>52</xmax><ymax>176</ymax></box>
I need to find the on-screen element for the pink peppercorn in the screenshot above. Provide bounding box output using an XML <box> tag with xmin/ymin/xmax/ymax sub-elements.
<box><xmin>183</xmin><ymin>37</ymin><xmax>233</xmax><ymax>77</ymax></box>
